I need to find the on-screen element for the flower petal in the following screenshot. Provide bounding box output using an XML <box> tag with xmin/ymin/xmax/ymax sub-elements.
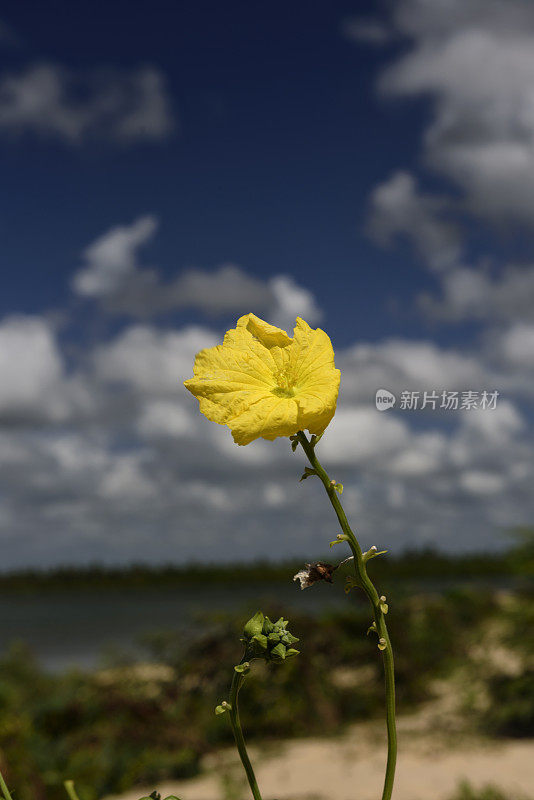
<box><xmin>184</xmin><ymin>314</ymin><xmax>340</xmax><ymax>444</ymax></box>
<box><xmin>230</xmin><ymin>396</ymin><xmax>299</xmax><ymax>445</ymax></box>
<box><xmin>296</xmin><ymin>388</ymin><xmax>339</xmax><ymax>435</ymax></box>
<box><xmin>184</xmin><ymin>333</ymin><xmax>276</xmax><ymax>424</ymax></box>
<box><xmin>290</xmin><ymin>317</ymin><xmax>338</xmax><ymax>385</ymax></box>
<box><xmin>288</xmin><ymin>318</ymin><xmax>341</xmax><ymax>434</ymax></box>
<box><xmin>236</xmin><ymin>313</ymin><xmax>293</xmax><ymax>349</ymax></box>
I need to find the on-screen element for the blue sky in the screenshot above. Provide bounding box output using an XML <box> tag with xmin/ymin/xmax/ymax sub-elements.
<box><xmin>1</xmin><ymin>0</ymin><xmax>426</xmax><ymax>345</ymax></box>
<box><xmin>1</xmin><ymin>0</ymin><xmax>533</xmax><ymax>568</ymax></box>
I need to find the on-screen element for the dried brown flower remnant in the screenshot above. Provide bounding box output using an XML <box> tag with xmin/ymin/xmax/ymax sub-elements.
<box><xmin>293</xmin><ymin>561</ymin><xmax>336</xmax><ymax>589</ymax></box>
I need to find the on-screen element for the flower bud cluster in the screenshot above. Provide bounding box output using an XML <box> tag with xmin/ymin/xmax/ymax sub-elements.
<box><xmin>241</xmin><ymin>611</ymin><xmax>299</xmax><ymax>662</ymax></box>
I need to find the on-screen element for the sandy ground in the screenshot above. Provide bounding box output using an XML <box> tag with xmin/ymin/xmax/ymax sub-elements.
<box><xmin>110</xmin><ymin>599</ymin><xmax>533</xmax><ymax>800</ymax></box>
<box><xmin>115</xmin><ymin>710</ymin><xmax>534</xmax><ymax>800</ymax></box>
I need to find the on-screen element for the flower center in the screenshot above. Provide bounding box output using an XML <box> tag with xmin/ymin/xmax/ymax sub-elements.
<box><xmin>272</xmin><ymin>368</ymin><xmax>297</xmax><ymax>398</ymax></box>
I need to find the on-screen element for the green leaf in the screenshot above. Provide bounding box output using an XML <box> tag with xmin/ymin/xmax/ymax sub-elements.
<box><xmin>243</xmin><ymin>611</ymin><xmax>264</xmax><ymax>638</ymax></box>
<box><xmin>252</xmin><ymin>634</ymin><xmax>268</xmax><ymax>650</ymax></box>
<box><xmin>329</xmin><ymin>534</ymin><xmax>349</xmax><ymax>547</ymax></box>
<box><xmin>215</xmin><ymin>705</ymin><xmax>227</xmax><ymax>715</ymax></box>
<box><xmin>285</xmin><ymin>648</ymin><xmax>300</xmax><ymax>658</ymax></box>
<box><xmin>270</xmin><ymin>642</ymin><xmax>287</xmax><ymax>660</ymax></box>
<box><xmin>299</xmin><ymin>467</ymin><xmax>317</xmax><ymax>482</ymax></box>
<box><xmin>281</xmin><ymin>632</ymin><xmax>299</xmax><ymax>645</ymax></box>
<box><xmin>362</xmin><ymin>547</ymin><xmax>388</xmax><ymax>563</ymax></box>
<box><xmin>334</xmin><ymin>483</ymin><xmax>343</xmax><ymax>494</ymax></box>
<box><xmin>262</xmin><ymin>616</ymin><xmax>274</xmax><ymax>634</ymax></box>
<box><xmin>234</xmin><ymin>662</ymin><xmax>251</xmax><ymax>673</ymax></box>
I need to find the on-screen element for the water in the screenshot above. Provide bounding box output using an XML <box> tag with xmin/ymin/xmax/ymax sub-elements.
<box><xmin>0</xmin><ymin>575</ymin><xmax>512</xmax><ymax>672</ymax></box>
<box><xmin>0</xmin><ymin>582</ymin><xmax>348</xmax><ymax>672</ymax></box>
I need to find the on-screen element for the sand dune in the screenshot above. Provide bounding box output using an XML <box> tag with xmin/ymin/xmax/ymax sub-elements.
<box><xmin>116</xmin><ymin>713</ymin><xmax>533</xmax><ymax>800</ymax></box>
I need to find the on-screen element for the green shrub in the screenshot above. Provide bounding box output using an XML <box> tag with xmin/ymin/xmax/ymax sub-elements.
<box><xmin>0</xmin><ymin>589</ymin><xmax>526</xmax><ymax>800</ymax></box>
<box><xmin>449</xmin><ymin>780</ymin><xmax>531</xmax><ymax>800</ymax></box>
<box><xmin>482</xmin><ymin>670</ymin><xmax>534</xmax><ymax>738</ymax></box>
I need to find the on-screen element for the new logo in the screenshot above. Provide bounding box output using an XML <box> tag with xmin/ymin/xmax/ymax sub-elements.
<box><xmin>375</xmin><ymin>389</ymin><xmax>396</xmax><ymax>411</ymax></box>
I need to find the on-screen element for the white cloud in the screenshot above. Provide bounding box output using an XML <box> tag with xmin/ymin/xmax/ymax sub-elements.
<box><xmin>93</xmin><ymin>324</ymin><xmax>218</xmax><ymax>393</ymax></box>
<box><xmin>73</xmin><ymin>216</ymin><xmax>158</xmax><ymax>298</ymax></box>
<box><xmin>210</xmin><ymin>424</ymin><xmax>279</xmax><ymax>465</ymax></box>
<box><xmin>360</xmin><ymin>0</ymin><xmax>534</xmax><ymax>358</ymax></box>
<box><xmin>3</xmin><ymin>212</ymin><xmax>534</xmax><ymax>566</ymax></box>
<box><xmin>460</xmin><ymin>470</ymin><xmax>506</xmax><ymax>496</ymax></box>
<box><xmin>72</xmin><ymin>217</ymin><xmax>324</xmax><ymax>325</ymax></box>
<box><xmin>497</xmin><ymin>323</ymin><xmax>534</xmax><ymax>369</ymax></box>
<box><xmin>341</xmin><ymin>17</ymin><xmax>394</xmax><ymax>45</ymax></box>
<box><xmin>339</xmin><ymin>338</ymin><xmax>492</xmax><ymax>404</ymax></box>
<box><xmin>387</xmin><ymin>432</ymin><xmax>447</xmax><ymax>477</ymax></box>
<box><xmin>379</xmin><ymin>3</ymin><xmax>534</xmax><ymax>225</ymax></box>
<box><xmin>161</xmin><ymin>264</ymin><xmax>271</xmax><ymax>316</ymax></box>
<box><xmin>393</xmin><ymin>0</ymin><xmax>534</xmax><ymax>38</ymax></box>
<box><xmin>1</xmin><ymin>317</ymin><xmax>533</xmax><ymax>566</ymax></box>
<box><xmin>262</xmin><ymin>483</ymin><xmax>287</xmax><ymax>508</ymax></box>
<box><xmin>269</xmin><ymin>275</ymin><xmax>323</xmax><ymax>330</ymax></box>
<box><xmin>138</xmin><ymin>400</ymin><xmax>194</xmax><ymax>439</ymax></box>
<box><xmin>0</xmin><ymin>64</ymin><xmax>174</xmax><ymax>144</ymax></box>
<box><xmin>458</xmin><ymin>401</ymin><xmax>524</xmax><ymax>445</ymax></box>
<box><xmin>44</xmin><ymin>434</ymin><xmax>110</xmax><ymax>474</ymax></box>
<box><xmin>421</xmin><ymin>265</ymin><xmax>534</xmax><ymax>323</ymax></box>
<box><xmin>0</xmin><ymin>316</ymin><xmax>92</xmax><ymax>423</ymax></box>
<box><xmin>98</xmin><ymin>454</ymin><xmax>156</xmax><ymax>502</ymax></box>
<box><xmin>320</xmin><ymin>407</ymin><xmax>409</xmax><ymax>466</ymax></box>
<box><xmin>367</xmin><ymin>171</ymin><xmax>462</xmax><ymax>270</ymax></box>
<box><xmin>0</xmin><ymin>316</ymin><xmax>63</xmax><ymax>414</ymax></box>
<box><xmin>181</xmin><ymin>481</ymin><xmax>233</xmax><ymax>511</ymax></box>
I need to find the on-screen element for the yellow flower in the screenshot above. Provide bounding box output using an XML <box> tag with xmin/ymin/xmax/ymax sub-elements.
<box><xmin>184</xmin><ymin>313</ymin><xmax>341</xmax><ymax>446</ymax></box>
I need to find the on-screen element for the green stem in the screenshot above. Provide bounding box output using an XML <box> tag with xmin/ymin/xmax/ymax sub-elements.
<box><xmin>297</xmin><ymin>431</ymin><xmax>397</xmax><ymax>800</ymax></box>
<box><xmin>0</xmin><ymin>771</ymin><xmax>13</xmax><ymax>800</ymax></box>
<box><xmin>64</xmin><ymin>781</ymin><xmax>82</xmax><ymax>800</ymax></box>
<box><xmin>228</xmin><ymin>665</ymin><xmax>263</xmax><ymax>800</ymax></box>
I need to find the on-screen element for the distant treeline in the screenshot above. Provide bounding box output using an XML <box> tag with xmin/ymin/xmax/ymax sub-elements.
<box><xmin>0</xmin><ymin>534</ymin><xmax>532</xmax><ymax>591</ymax></box>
